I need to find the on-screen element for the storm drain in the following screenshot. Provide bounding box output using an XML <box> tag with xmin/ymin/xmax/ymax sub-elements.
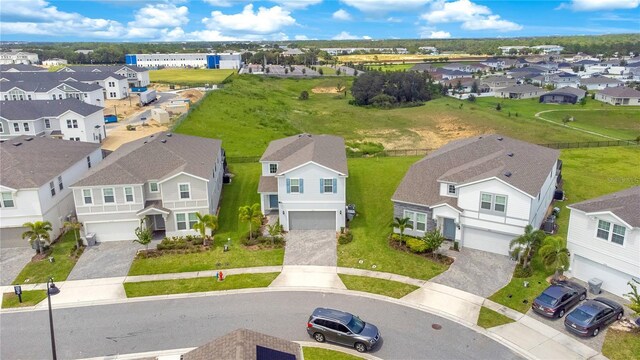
<box><xmin>432</xmin><ymin>324</ymin><xmax>442</xmax><ymax>330</ymax></box>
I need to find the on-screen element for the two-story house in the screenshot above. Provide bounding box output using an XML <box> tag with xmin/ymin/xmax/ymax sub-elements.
<box><xmin>0</xmin><ymin>99</ymin><xmax>106</xmax><ymax>143</ymax></box>
<box><xmin>0</xmin><ymin>136</ymin><xmax>103</xmax><ymax>248</ymax></box>
<box><xmin>392</xmin><ymin>135</ymin><xmax>560</xmax><ymax>255</ymax></box>
<box><xmin>1</xmin><ymin>71</ymin><xmax>130</xmax><ymax>99</ymax></box>
<box><xmin>258</xmin><ymin>134</ymin><xmax>348</xmax><ymax>232</ymax></box>
<box><xmin>59</xmin><ymin>65</ymin><xmax>150</xmax><ymax>88</ymax></box>
<box><xmin>1</xmin><ymin>80</ymin><xmax>104</xmax><ymax>106</ymax></box>
<box><xmin>566</xmin><ymin>187</ymin><xmax>639</xmax><ymax>297</ymax></box>
<box><xmin>71</xmin><ymin>132</ymin><xmax>224</xmax><ymax>242</ymax></box>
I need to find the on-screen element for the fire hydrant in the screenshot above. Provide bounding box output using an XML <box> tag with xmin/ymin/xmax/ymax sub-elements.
<box><xmin>218</xmin><ymin>271</ymin><xmax>224</xmax><ymax>281</ymax></box>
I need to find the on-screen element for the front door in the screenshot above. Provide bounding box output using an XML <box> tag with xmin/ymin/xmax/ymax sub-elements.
<box><xmin>269</xmin><ymin>194</ymin><xmax>279</xmax><ymax>209</ymax></box>
<box><xmin>443</xmin><ymin>218</ymin><xmax>456</xmax><ymax>240</ymax></box>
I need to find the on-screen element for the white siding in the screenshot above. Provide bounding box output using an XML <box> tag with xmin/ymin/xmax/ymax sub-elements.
<box><xmin>528</xmin><ymin>162</ymin><xmax>558</xmax><ymax>228</ymax></box>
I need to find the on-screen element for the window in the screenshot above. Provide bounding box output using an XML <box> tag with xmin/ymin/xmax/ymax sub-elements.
<box><xmin>612</xmin><ymin>224</ymin><xmax>626</xmax><ymax>245</ymax></box>
<box><xmin>67</xmin><ymin>119</ymin><xmax>78</xmax><ymax>128</ymax></box>
<box><xmin>494</xmin><ymin>195</ymin><xmax>507</xmax><ymax>213</ymax></box>
<box><xmin>481</xmin><ymin>193</ymin><xmax>492</xmax><ymax>210</ymax></box>
<box><xmin>416</xmin><ymin>213</ymin><xmax>427</xmax><ymax>231</ymax></box>
<box><xmin>73</xmin><ymin>137</ymin><xmax>80</xmax><ymax>141</ymax></box>
<box><xmin>58</xmin><ymin>176</ymin><xmax>63</xmax><ymax>190</ymax></box>
<box><xmin>448</xmin><ymin>184</ymin><xmax>456</xmax><ymax>195</ymax></box>
<box><xmin>269</xmin><ymin>163</ymin><xmax>278</xmax><ymax>174</ymax></box>
<box><xmin>87</xmin><ymin>156</ymin><xmax>91</xmax><ymax>168</ymax></box>
<box><xmin>149</xmin><ymin>182</ymin><xmax>159</xmax><ymax>193</ymax></box>
<box><xmin>404</xmin><ymin>210</ymin><xmax>415</xmax><ymax>228</ymax></box>
<box><xmin>480</xmin><ymin>193</ymin><xmax>507</xmax><ymax>213</ymax></box>
<box><xmin>44</xmin><ymin>119</ymin><xmax>51</xmax><ymax>129</ymax></box>
<box><xmin>597</xmin><ymin>220</ymin><xmax>610</xmax><ymax>240</ymax></box>
<box><xmin>124</xmin><ymin>187</ymin><xmax>134</xmax><ymax>203</ymax></box>
<box><xmin>50</xmin><ymin>181</ymin><xmax>56</xmax><ymax>196</ymax></box>
<box><xmin>13</xmin><ymin>123</ymin><xmax>19</xmax><ymax>132</ymax></box>
<box><xmin>27</xmin><ymin>95</ymin><xmax>31</xmax><ymax>100</ymax></box>
<box><xmin>103</xmin><ymin>188</ymin><xmax>115</xmax><ymax>203</ymax></box>
<box><xmin>23</xmin><ymin>122</ymin><xmax>29</xmax><ymax>132</ymax></box>
<box><xmin>179</xmin><ymin>184</ymin><xmax>190</xmax><ymax>199</ymax></box>
<box><xmin>108</xmin><ymin>81</ymin><xmax>115</xmax><ymax>87</ymax></box>
<box><xmin>67</xmin><ymin>120</ymin><xmax>72</xmax><ymax>128</ymax></box>
<box><xmin>176</xmin><ymin>212</ymin><xmax>198</xmax><ymax>230</ymax></box>
<box><xmin>322</xmin><ymin>178</ymin><xmax>334</xmax><ymax>193</ymax></box>
<box><xmin>1</xmin><ymin>192</ymin><xmax>15</xmax><ymax>207</ymax></box>
<box><xmin>0</xmin><ymin>122</ymin><xmax>3</xmax><ymax>133</ymax></box>
<box><xmin>82</xmin><ymin>189</ymin><xmax>92</xmax><ymax>205</ymax></box>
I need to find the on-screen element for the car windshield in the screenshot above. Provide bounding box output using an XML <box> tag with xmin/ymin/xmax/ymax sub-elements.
<box><xmin>570</xmin><ymin>309</ymin><xmax>594</xmax><ymax>323</ymax></box>
<box><xmin>537</xmin><ymin>293</ymin><xmax>559</xmax><ymax>306</ymax></box>
<box><xmin>347</xmin><ymin>315</ymin><xmax>365</xmax><ymax>334</ymax></box>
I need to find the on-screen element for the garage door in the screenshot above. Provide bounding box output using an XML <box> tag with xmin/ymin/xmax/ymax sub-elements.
<box><xmin>289</xmin><ymin>211</ymin><xmax>336</xmax><ymax>230</ymax></box>
<box><xmin>85</xmin><ymin>221</ymin><xmax>139</xmax><ymax>242</ymax></box>
<box><xmin>0</xmin><ymin>227</ymin><xmax>30</xmax><ymax>248</ymax></box>
<box><xmin>572</xmin><ymin>255</ymin><xmax>636</xmax><ymax>297</ymax></box>
<box><xmin>463</xmin><ymin>227</ymin><xmax>514</xmax><ymax>255</ymax></box>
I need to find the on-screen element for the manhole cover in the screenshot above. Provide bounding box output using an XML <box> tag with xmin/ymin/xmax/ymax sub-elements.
<box><xmin>432</xmin><ymin>324</ymin><xmax>442</xmax><ymax>330</ymax></box>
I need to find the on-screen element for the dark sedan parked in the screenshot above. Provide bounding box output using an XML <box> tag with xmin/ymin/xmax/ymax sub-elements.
<box><xmin>532</xmin><ymin>281</ymin><xmax>587</xmax><ymax>318</ymax></box>
<box><xmin>564</xmin><ymin>297</ymin><xmax>624</xmax><ymax>337</ymax></box>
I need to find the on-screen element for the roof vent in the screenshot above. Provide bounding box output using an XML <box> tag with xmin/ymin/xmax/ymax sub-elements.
<box><xmin>149</xmin><ymin>135</ymin><xmax>154</xmax><ymax>138</ymax></box>
<box><xmin>507</xmin><ymin>152</ymin><xmax>514</xmax><ymax>157</ymax></box>
<box><xmin>13</xmin><ymin>142</ymin><xmax>22</xmax><ymax>146</ymax></box>
<box><xmin>24</xmin><ymin>137</ymin><xmax>33</xmax><ymax>141</ymax></box>
<box><xmin>161</xmin><ymin>139</ymin><xmax>167</xmax><ymax>143</ymax></box>
<box><xmin>504</xmin><ymin>171</ymin><xmax>512</xmax><ymax>177</ymax></box>
<box><xmin>143</xmin><ymin>141</ymin><xmax>148</xmax><ymax>144</ymax></box>
<box><xmin>497</xmin><ymin>136</ymin><xmax>504</xmax><ymax>141</ymax></box>
<box><xmin>166</xmin><ymin>133</ymin><xmax>172</xmax><ymax>137</ymax></box>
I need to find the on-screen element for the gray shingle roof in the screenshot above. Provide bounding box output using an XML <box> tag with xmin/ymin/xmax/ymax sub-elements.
<box><xmin>0</xmin><ymin>80</ymin><xmax>102</xmax><ymax>93</ymax></box>
<box><xmin>598</xmin><ymin>86</ymin><xmax>640</xmax><ymax>98</ymax></box>
<box><xmin>1</xmin><ymin>71</ymin><xmax>126</xmax><ymax>82</ymax></box>
<box><xmin>0</xmin><ymin>99</ymin><xmax>103</xmax><ymax>120</ymax></box>
<box><xmin>579</xmin><ymin>76</ymin><xmax>623</xmax><ymax>85</ymax></box>
<box><xmin>72</xmin><ymin>132</ymin><xmax>222</xmax><ymax>187</ymax></box>
<box><xmin>392</xmin><ymin>134</ymin><xmax>560</xmax><ymax>207</ymax></box>
<box><xmin>61</xmin><ymin>65</ymin><xmax>148</xmax><ymax>73</ymax></box>
<box><xmin>260</xmin><ymin>134</ymin><xmax>348</xmax><ymax>175</ymax></box>
<box><xmin>0</xmin><ymin>64</ymin><xmax>46</xmax><ymax>72</ymax></box>
<box><xmin>544</xmin><ymin>86</ymin><xmax>586</xmax><ymax>97</ymax></box>
<box><xmin>499</xmin><ymin>84</ymin><xmax>545</xmax><ymax>93</ymax></box>
<box><xmin>0</xmin><ymin>136</ymin><xmax>100</xmax><ymax>189</ymax></box>
<box><xmin>569</xmin><ymin>187</ymin><xmax>640</xmax><ymax>228</ymax></box>
<box><xmin>258</xmin><ymin>176</ymin><xmax>278</xmax><ymax>193</ymax></box>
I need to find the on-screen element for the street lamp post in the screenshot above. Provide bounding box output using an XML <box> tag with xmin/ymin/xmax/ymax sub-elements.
<box><xmin>47</xmin><ymin>277</ymin><xmax>59</xmax><ymax>360</ymax></box>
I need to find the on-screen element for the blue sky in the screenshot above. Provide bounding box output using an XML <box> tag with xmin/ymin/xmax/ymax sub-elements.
<box><xmin>1</xmin><ymin>0</ymin><xmax>638</xmax><ymax>42</ymax></box>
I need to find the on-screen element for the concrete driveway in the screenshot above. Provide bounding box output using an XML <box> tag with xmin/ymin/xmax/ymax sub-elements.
<box><xmin>283</xmin><ymin>230</ymin><xmax>337</xmax><ymax>266</ymax></box>
<box><xmin>430</xmin><ymin>247</ymin><xmax>516</xmax><ymax>298</ymax></box>
<box><xmin>67</xmin><ymin>241</ymin><xmax>144</xmax><ymax>280</ymax></box>
<box><xmin>0</xmin><ymin>248</ymin><xmax>33</xmax><ymax>285</ymax></box>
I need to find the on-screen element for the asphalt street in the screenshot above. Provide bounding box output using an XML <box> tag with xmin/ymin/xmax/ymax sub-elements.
<box><xmin>0</xmin><ymin>291</ymin><xmax>523</xmax><ymax>359</ymax></box>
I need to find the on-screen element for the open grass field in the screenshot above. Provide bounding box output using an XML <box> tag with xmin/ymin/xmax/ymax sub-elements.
<box><xmin>123</xmin><ymin>273</ymin><xmax>279</xmax><ymax>297</ymax></box>
<box><xmin>2</xmin><ymin>290</ymin><xmax>47</xmax><ymax>308</ymax></box>
<box><xmin>149</xmin><ymin>68</ymin><xmax>235</xmax><ymax>85</ymax></box>
<box><xmin>338</xmin><ymin>274</ymin><xmax>419</xmax><ymax>298</ymax></box>
<box><xmin>538</xmin><ymin>109</ymin><xmax>640</xmax><ymax>140</ymax></box>
<box><xmin>365</xmin><ymin>63</ymin><xmax>415</xmax><ymax>71</ymax></box>
<box><xmin>13</xmin><ymin>230</ymin><xmax>80</xmax><ymax>284</ymax></box>
<box><xmin>175</xmin><ymin>75</ymin><xmax>637</xmax><ymax>158</ymax></box>
<box><xmin>337</xmin><ymin>54</ymin><xmax>483</xmax><ymax>63</ymax></box>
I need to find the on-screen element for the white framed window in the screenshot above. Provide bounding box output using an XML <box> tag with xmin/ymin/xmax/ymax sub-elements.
<box><xmin>612</xmin><ymin>224</ymin><xmax>626</xmax><ymax>245</ymax></box>
<box><xmin>149</xmin><ymin>182</ymin><xmax>159</xmax><ymax>193</ymax></box>
<box><xmin>176</xmin><ymin>212</ymin><xmax>198</xmax><ymax>230</ymax></box>
<box><xmin>103</xmin><ymin>188</ymin><xmax>115</xmax><ymax>203</ymax></box>
<box><xmin>447</xmin><ymin>184</ymin><xmax>456</xmax><ymax>195</ymax></box>
<box><xmin>82</xmin><ymin>189</ymin><xmax>93</xmax><ymax>205</ymax></box>
<box><xmin>178</xmin><ymin>183</ymin><xmax>190</xmax><ymax>199</ymax></box>
<box><xmin>480</xmin><ymin>193</ymin><xmax>492</xmax><ymax>210</ymax></box>
<box><xmin>23</xmin><ymin>122</ymin><xmax>29</xmax><ymax>132</ymax></box>
<box><xmin>0</xmin><ymin>122</ymin><xmax>3</xmax><ymax>133</ymax></box>
<box><xmin>269</xmin><ymin>163</ymin><xmax>278</xmax><ymax>174</ymax></box>
<box><xmin>480</xmin><ymin>193</ymin><xmax>507</xmax><ymax>213</ymax></box>
<box><xmin>416</xmin><ymin>213</ymin><xmax>427</xmax><ymax>231</ymax></box>
<box><xmin>404</xmin><ymin>210</ymin><xmax>415</xmax><ymax>229</ymax></box>
<box><xmin>50</xmin><ymin>181</ymin><xmax>56</xmax><ymax>197</ymax></box>
<box><xmin>13</xmin><ymin>123</ymin><xmax>19</xmax><ymax>132</ymax></box>
<box><xmin>596</xmin><ymin>220</ymin><xmax>610</xmax><ymax>240</ymax></box>
<box><xmin>44</xmin><ymin>119</ymin><xmax>51</xmax><ymax>129</ymax></box>
<box><xmin>58</xmin><ymin>176</ymin><xmax>63</xmax><ymax>190</ymax></box>
<box><xmin>0</xmin><ymin>192</ymin><xmax>15</xmax><ymax>207</ymax></box>
<box><xmin>67</xmin><ymin>120</ymin><xmax>72</xmax><ymax>128</ymax></box>
<box><xmin>494</xmin><ymin>195</ymin><xmax>507</xmax><ymax>213</ymax></box>
<box><xmin>124</xmin><ymin>187</ymin><xmax>134</xmax><ymax>203</ymax></box>
<box><xmin>323</xmin><ymin>178</ymin><xmax>333</xmax><ymax>193</ymax></box>
<box><xmin>289</xmin><ymin>178</ymin><xmax>300</xmax><ymax>193</ymax></box>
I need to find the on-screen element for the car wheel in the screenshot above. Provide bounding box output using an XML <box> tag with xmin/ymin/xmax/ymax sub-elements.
<box><xmin>355</xmin><ymin>342</ymin><xmax>367</xmax><ymax>353</ymax></box>
<box><xmin>579</xmin><ymin>293</ymin><xmax>586</xmax><ymax>301</ymax></box>
<box><xmin>616</xmin><ymin>313</ymin><xmax>623</xmax><ymax>321</ymax></box>
<box><xmin>558</xmin><ymin>309</ymin><xmax>565</xmax><ymax>318</ymax></box>
<box><xmin>592</xmin><ymin>328</ymin><xmax>599</xmax><ymax>337</ymax></box>
<box><xmin>313</xmin><ymin>333</ymin><xmax>325</xmax><ymax>343</ymax></box>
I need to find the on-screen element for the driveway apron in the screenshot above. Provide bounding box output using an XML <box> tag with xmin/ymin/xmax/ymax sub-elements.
<box><xmin>67</xmin><ymin>242</ymin><xmax>144</xmax><ymax>280</ymax></box>
<box><xmin>430</xmin><ymin>247</ymin><xmax>516</xmax><ymax>298</ymax></box>
<box><xmin>283</xmin><ymin>230</ymin><xmax>337</xmax><ymax>266</ymax></box>
<box><xmin>0</xmin><ymin>248</ymin><xmax>34</xmax><ymax>285</ymax></box>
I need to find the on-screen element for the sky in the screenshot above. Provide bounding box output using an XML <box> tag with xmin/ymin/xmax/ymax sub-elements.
<box><xmin>0</xmin><ymin>0</ymin><xmax>639</xmax><ymax>42</ymax></box>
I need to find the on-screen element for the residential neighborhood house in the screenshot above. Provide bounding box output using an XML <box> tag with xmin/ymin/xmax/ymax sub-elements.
<box><xmin>539</xmin><ymin>86</ymin><xmax>587</xmax><ymax>104</ymax></box>
<box><xmin>496</xmin><ymin>84</ymin><xmax>547</xmax><ymax>99</ymax></box>
<box><xmin>1</xmin><ymin>80</ymin><xmax>105</xmax><ymax>106</ymax></box>
<box><xmin>58</xmin><ymin>65</ymin><xmax>150</xmax><ymax>88</ymax></box>
<box><xmin>0</xmin><ymin>51</ymin><xmax>39</xmax><ymax>65</ymax></box>
<box><xmin>1</xmin><ymin>71</ymin><xmax>130</xmax><ymax>100</ymax></box>
<box><xmin>579</xmin><ymin>76</ymin><xmax>623</xmax><ymax>91</ymax></box>
<box><xmin>595</xmin><ymin>86</ymin><xmax>640</xmax><ymax>106</ymax></box>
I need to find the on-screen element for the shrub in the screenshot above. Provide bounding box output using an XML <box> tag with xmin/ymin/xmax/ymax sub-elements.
<box><xmin>389</xmin><ymin>233</ymin><xmax>403</xmax><ymax>243</ymax></box>
<box><xmin>496</xmin><ymin>103</ymin><xmax>502</xmax><ymax>111</ymax></box>
<box><xmin>467</xmin><ymin>94</ymin><xmax>476</xmax><ymax>102</ymax></box>
<box><xmin>406</xmin><ymin>237</ymin><xmax>428</xmax><ymax>253</ymax></box>
<box><xmin>338</xmin><ymin>232</ymin><xmax>353</xmax><ymax>245</ymax></box>
<box><xmin>299</xmin><ymin>91</ymin><xmax>309</xmax><ymax>100</ymax></box>
<box><xmin>453</xmin><ymin>241</ymin><xmax>459</xmax><ymax>251</ymax></box>
<box><xmin>513</xmin><ymin>263</ymin><xmax>533</xmax><ymax>278</ymax></box>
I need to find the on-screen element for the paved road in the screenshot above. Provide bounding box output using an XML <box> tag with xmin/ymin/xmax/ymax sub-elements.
<box><xmin>0</xmin><ymin>292</ymin><xmax>523</xmax><ymax>360</ymax></box>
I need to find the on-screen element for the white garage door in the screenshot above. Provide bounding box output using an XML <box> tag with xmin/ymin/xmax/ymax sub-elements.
<box><xmin>572</xmin><ymin>255</ymin><xmax>636</xmax><ymax>297</ymax></box>
<box><xmin>289</xmin><ymin>211</ymin><xmax>336</xmax><ymax>230</ymax></box>
<box><xmin>463</xmin><ymin>227</ymin><xmax>514</xmax><ymax>255</ymax></box>
<box><xmin>85</xmin><ymin>221</ymin><xmax>139</xmax><ymax>242</ymax></box>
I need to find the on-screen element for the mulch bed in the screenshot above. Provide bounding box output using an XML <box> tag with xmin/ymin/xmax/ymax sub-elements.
<box><xmin>388</xmin><ymin>238</ymin><xmax>454</xmax><ymax>266</ymax></box>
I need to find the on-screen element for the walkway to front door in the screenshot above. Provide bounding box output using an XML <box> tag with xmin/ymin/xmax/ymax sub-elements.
<box><xmin>283</xmin><ymin>230</ymin><xmax>337</xmax><ymax>266</ymax></box>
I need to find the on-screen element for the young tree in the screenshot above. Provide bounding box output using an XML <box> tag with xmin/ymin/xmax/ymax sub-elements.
<box><xmin>299</xmin><ymin>91</ymin><xmax>309</xmax><ymax>100</ymax></box>
<box><xmin>391</xmin><ymin>217</ymin><xmax>412</xmax><ymax>242</ymax></box>
<box><xmin>193</xmin><ymin>213</ymin><xmax>218</xmax><ymax>245</ymax></box>
<box><xmin>467</xmin><ymin>94</ymin><xmax>476</xmax><ymax>102</ymax></box>
<box><xmin>336</xmin><ymin>68</ymin><xmax>342</xmax><ymax>76</ymax></box>
<box><xmin>22</xmin><ymin>221</ymin><xmax>53</xmax><ymax>254</ymax></box>
<box><xmin>336</xmin><ymin>81</ymin><xmax>345</xmax><ymax>98</ymax></box>
<box><xmin>318</xmin><ymin>68</ymin><xmax>323</xmax><ymax>75</ymax></box>
<box><xmin>624</xmin><ymin>279</ymin><xmax>640</xmax><ymax>317</ymax></box>
<box><xmin>63</xmin><ymin>219</ymin><xmax>83</xmax><ymax>248</ymax></box>
<box><xmin>353</xmin><ymin>69</ymin><xmax>358</xmax><ymax>76</ymax></box>
<box><xmin>471</xmin><ymin>81</ymin><xmax>479</xmax><ymax>94</ymax></box>
<box><xmin>267</xmin><ymin>219</ymin><xmax>284</xmax><ymax>245</ymax></box>
<box><xmin>509</xmin><ymin>224</ymin><xmax>546</xmax><ymax>270</ymax></box>
<box><xmin>238</xmin><ymin>203</ymin><xmax>263</xmax><ymax>241</ymax></box>
<box><xmin>424</xmin><ymin>229</ymin><xmax>446</xmax><ymax>260</ymax></box>
<box><xmin>496</xmin><ymin>103</ymin><xmax>502</xmax><ymax>111</ymax></box>
<box><xmin>133</xmin><ymin>220</ymin><xmax>152</xmax><ymax>250</ymax></box>
<box><xmin>302</xmin><ymin>67</ymin><xmax>306</xmax><ymax>75</ymax></box>
<box><xmin>538</xmin><ymin>236</ymin><xmax>570</xmax><ymax>280</ymax></box>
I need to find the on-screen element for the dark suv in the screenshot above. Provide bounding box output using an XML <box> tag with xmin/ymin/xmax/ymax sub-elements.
<box><xmin>307</xmin><ymin>307</ymin><xmax>381</xmax><ymax>352</ymax></box>
<box><xmin>532</xmin><ymin>281</ymin><xmax>587</xmax><ymax>318</ymax></box>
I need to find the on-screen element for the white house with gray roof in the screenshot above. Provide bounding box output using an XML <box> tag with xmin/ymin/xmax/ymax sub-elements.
<box><xmin>58</xmin><ymin>65</ymin><xmax>150</xmax><ymax>88</ymax></box>
<box><xmin>0</xmin><ymin>136</ymin><xmax>103</xmax><ymax>248</ymax></box>
<box><xmin>566</xmin><ymin>187</ymin><xmax>640</xmax><ymax>297</ymax></box>
<box><xmin>595</xmin><ymin>86</ymin><xmax>640</xmax><ymax>106</ymax></box>
<box><xmin>496</xmin><ymin>84</ymin><xmax>547</xmax><ymax>99</ymax></box>
<box><xmin>578</xmin><ymin>76</ymin><xmax>623</xmax><ymax>91</ymax></box>
<box><xmin>0</xmin><ymin>80</ymin><xmax>104</xmax><ymax>106</ymax></box>
<box><xmin>258</xmin><ymin>134</ymin><xmax>348</xmax><ymax>232</ymax></box>
<box><xmin>1</xmin><ymin>71</ymin><xmax>129</xmax><ymax>99</ymax></box>
<box><xmin>392</xmin><ymin>135</ymin><xmax>560</xmax><ymax>255</ymax></box>
<box><xmin>0</xmin><ymin>99</ymin><xmax>106</xmax><ymax>143</ymax></box>
<box><xmin>71</xmin><ymin>132</ymin><xmax>225</xmax><ymax>242</ymax></box>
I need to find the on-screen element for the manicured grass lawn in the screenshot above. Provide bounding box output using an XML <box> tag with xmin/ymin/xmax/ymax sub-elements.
<box><xmin>303</xmin><ymin>347</ymin><xmax>363</xmax><ymax>360</ymax></box>
<box><xmin>540</xmin><ymin>109</ymin><xmax>640</xmax><ymax>140</ymax></box>
<box><xmin>365</xmin><ymin>63</ymin><xmax>415</xmax><ymax>71</ymax></box>
<box><xmin>477</xmin><ymin>306</ymin><xmax>516</xmax><ymax>329</ymax></box>
<box><xmin>123</xmin><ymin>273</ymin><xmax>279</xmax><ymax>297</ymax></box>
<box><xmin>602</xmin><ymin>329</ymin><xmax>640</xmax><ymax>360</ymax></box>
<box><xmin>317</xmin><ymin>66</ymin><xmax>337</xmax><ymax>75</ymax></box>
<box><xmin>340</xmin><ymin>157</ymin><xmax>449</xmax><ymax>280</ymax></box>
<box><xmin>2</xmin><ymin>290</ymin><xmax>47</xmax><ymax>308</ymax></box>
<box><xmin>12</xmin><ymin>230</ymin><xmax>80</xmax><ymax>284</ymax></box>
<box><xmin>488</xmin><ymin>257</ymin><xmax>552</xmax><ymax>313</ymax></box>
<box><xmin>128</xmin><ymin>163</ymin><xmax>284</xmax><ymax>275</ymax></box>
<box><xmin>149</xmin><ymin>68</ymin><xmax>235</xmax><ymax>85</ymax></box>
<box><xmin>338</xmin><ymin>274</ymin><xmax>419</xmax><ymax>298</ymax></box>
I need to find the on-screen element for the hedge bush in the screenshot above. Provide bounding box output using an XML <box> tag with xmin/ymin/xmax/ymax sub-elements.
<box><xmin>406</xmin><ymin>238</ymin><xmax>429</xmax><ymax>253</ymax></box>
<box><xmin>338</xmin><ymin>232</ymin><xmax>353</xmax><ymax>245</ymax></box>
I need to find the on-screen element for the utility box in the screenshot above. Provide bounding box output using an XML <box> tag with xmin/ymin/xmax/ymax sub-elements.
<box><xmin>85</xmin><ymin>232</ymin><xmax>97</xmax><ymax>246</ymax></box>
<box><xmin>588</xmin><ymin>278</ymin><xmax>603</xmax><ymax>295</ymax></box>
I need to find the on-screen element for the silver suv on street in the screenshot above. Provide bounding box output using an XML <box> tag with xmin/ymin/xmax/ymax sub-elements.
<box><xmin>306</xmin><ymin>307</ymin><xmax>381</xmax><ymax>352</ymax></box>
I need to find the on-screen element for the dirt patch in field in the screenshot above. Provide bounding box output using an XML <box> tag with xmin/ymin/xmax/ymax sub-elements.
<box><xmin>102</xmin><ymin>120</ymin><xmax>169</xmax><ymax>151</ymax></box>
<box><xmin>312</xmin><ymin>86</ymin><xmax>340</xmax><ymax>94</ymax></box>
<box><xmin>177</xmin><ymin>89</ymin><xmax>204</xmax><ymax>102</ymax></box>
<box><xmin>104</xmin><ymin>98</ymin><xmax>142</xmax><ymax>119</ymax></box>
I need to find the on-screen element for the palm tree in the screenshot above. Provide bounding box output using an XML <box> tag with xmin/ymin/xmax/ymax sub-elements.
<box><xmin>64</xmin><ymin>219</ymin><xmax>83</xmax><ymax>248</ymax></box>
<box><xmin>22</xmin><ymin>221</ymin><xmax>53</xmax><ymax>254</ymax></box>
<box><xmin>267</xmin><ymin>219</ymin><xmax>283</xmax><ymax>245</ymax></box>
<box><xmin>238</xmin><ymin>203</ymin><xmax>263</xmax><ymax>241</ymax></box>
<box><xmin>194</xmin><ymin>213</ymin><xmax>218</xmax><ymax>245</ymax></box>
<box><xmin>133</xmin><ymin>220</ymin><xmax>152</xmax><ymax>250</ymax></box>
<box><xmin>391</xmin><ymin>217</ymin><xmax>413</xmax><ymax>242</ymax></box>
<box><xmin>539</xmin><ymin>236</ymin><xmax>570</xmax><ymax>280</ymax></box>
<box><xmin>509</xmin><ymin>224</ymin><xmax>546</xmax><ymax>270</ymax></box>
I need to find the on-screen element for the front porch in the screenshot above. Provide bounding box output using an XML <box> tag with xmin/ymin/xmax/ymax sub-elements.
<box><xmin>136</xmin><ymin>200</ymin><xmax>171</xmax><ymax>239</ymax></box>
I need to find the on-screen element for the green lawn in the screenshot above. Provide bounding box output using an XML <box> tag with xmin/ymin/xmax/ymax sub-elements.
<box><xmin>12</xmin><ymin>230</ymin><xmax>80</xmax><ymax>284</ymax></box>
<box><xmin>303</xmin><ymin>347</ymin><xmax>363</xmax><ymax>360</ymax></box>
<box><xmin>2</xmin><ymin>290</ymin><xmax>47</xmax><ymax>308</ymax></box>
<box><xmin>340</xmin><ymin>157</ymin><xmax>449</xmax><ymax>280</ymax></box>
<box><xmin>317</xmin><ymin>66</ymin><xmax>337</xmax><ymax>75</ymax></box>
<box><xmin>149</xmin><ymin>68</ymin><xmax>236</xmax><ymax>85</ymax></box>
<box><xmin>602</xmin><ymin>329</ymin><xmax>640</xmax><ymax>360</ymax></box>
<box><xmin>365</xmin><ymin>63</ymin><xmax>415</xmax><ymax>71</ymax></box>
<box><xmin>540</xmin><ymin>109</ymin><xmax>640</xmax><ymax>140</ymax></box>
<box><xmin>128</xmin><ymin>163</ymin><xmax>284</xmax><ymax>275</ymax></box>
<box><xmin>123</xmin><ymin>273</ymin><xmax>279</xmax><ymax>297</ymax></box>
<box><xmin>338</xmin><ymin>274</ymin><xmax>419</xmax><ymax>298</ymax></box>
<box><xmin>477</xmin><ymin>306</ymin><xmax>516</xmax><ymax>329</ymax></box>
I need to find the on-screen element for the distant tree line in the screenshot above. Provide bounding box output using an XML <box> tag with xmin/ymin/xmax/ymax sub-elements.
<box><xmin>350</xmin><ymin>71</ymin><xmax>442</xmax><ymax>108</ymax></box>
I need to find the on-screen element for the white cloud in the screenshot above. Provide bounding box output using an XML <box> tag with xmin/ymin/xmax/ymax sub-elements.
<box><xmin>202</xmin><ymin>4</ymin><xmax>296</xmax><ymax>34</ymax></box>
<box><xmin>332</xmin><ymin>31</ymin><xmax>359</xmax><ymax>40</ymax></box>
<box><xmin>295</xmin><ymin>34</ymin><xmax>309</xmax><ymax>40</ymax></box>
<box><xmin>333</xmin><ymin>9</ymin><xmax>353</xmax><ymax>21</ymax></box>
<box><xmin>461</xmin><ymin>14</ymin><xmax>522</xmax><ymax>31</ymax></box>
<box><xmin>426</xmin><ymin>30</ymin><xmax>451</xmax><ymax>38</ymax></box>
<box><xmin>132</xmin><ymin>4</ymin><xmax>189</xmax><ymax>28</ymax></box>
<box><xmin>203</xmin><ymin>0</ymin><xmax>249</xmax><ymax>7</ymax></box>
<box><xmin>341</xmin><ymin>0</ymin><xmax>432</xmax><ymax>13</ymax></box>
<box><xmin>562</xmin><ymin>0</ymin><xmax>639</xmax><ymax>11</ymax></box>
<box><xmin>270</xmin><ymin>0</ymin><xmax>323</xmax><ymax>9</ymax></box>
<box><xmin>386</xmin><ymin>17</ymin><xmax>403</xmax><ymax>22</ymax></box>
<box><xmin>421</xmin><ymin>0</ymin><xmax>521</xmax><ymax>32</ymax></box>
<box><xmin>362</xmin><ymin>35</ymin><xmax>372</xmax><ymax>39</ymax></box>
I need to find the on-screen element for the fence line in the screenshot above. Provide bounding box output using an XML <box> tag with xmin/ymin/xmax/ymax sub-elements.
<box><xmin>170</xmin><ymin>91</ymin><xmax>209</xmax><ymax>130</ymax></box>
<box><xmin>539</xmin><ymin>139</ymin><xmax>639</xmax><ymax>149</ymax></box>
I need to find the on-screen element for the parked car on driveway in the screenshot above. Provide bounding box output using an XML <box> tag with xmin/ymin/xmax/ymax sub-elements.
<box><xmin>564</xmin><ymin>297</ymin><xmax>624</xmax><ymax>337</ymax></box>
<box><xmin>306</xmin><ymin>307</ymin><xmax>381</xmax><ymax>352</ymax></box>
<box><xmin>532</xmin><ymin>281</ymin><xmax>587</xmax><ymax>318</ymax></box>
